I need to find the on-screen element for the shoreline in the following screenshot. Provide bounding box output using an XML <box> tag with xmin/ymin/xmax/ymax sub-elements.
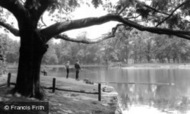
<box><xmin>0</xmin><ymin>75</ymin><xmax>121</xmax><ymax>114</ymax></box>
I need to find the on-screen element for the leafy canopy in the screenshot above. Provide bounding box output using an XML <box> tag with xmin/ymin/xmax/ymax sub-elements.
<box><xmin>42</xmin><ymin>0</ymin><xmax>190</xmax><ymax>31</ymax></box>
<box><xmin>1</xmin><ymin>0</ymin><xmax>190</xmax><ymax>42</ymax></box>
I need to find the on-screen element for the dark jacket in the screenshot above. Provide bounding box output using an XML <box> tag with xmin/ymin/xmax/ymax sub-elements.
<box><xmin>75</xmin><ymin>62</ymin><xmax>80</xmax><ymax>71</ymax></box>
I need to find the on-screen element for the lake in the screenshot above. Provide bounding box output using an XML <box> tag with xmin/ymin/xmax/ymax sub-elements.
<box><xmin>9</xmin><ymin>64</ymin><xmax>190</xmax><ymax>113</ymax></box>
<box><xmin>47</xmin><ymin>64</ymin><xmax>190</xmax><ymax>112</ymax></box>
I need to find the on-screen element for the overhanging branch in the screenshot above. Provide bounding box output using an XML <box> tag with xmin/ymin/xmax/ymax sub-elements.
<box><xmin>0</xmin><ymin>21</ymin><xmax>19</xmax><ymax>36</ymax></box>
<box><xmin>41</xmin><ymin>14</ymin><xmax>190</xmax><ymax>43</ymax></box>
<box><xmin>120</xmin><ymin>17</ymin><xmax>190</xmax><ymax>40</ymax></box>
<box><xmin>137</xmin><ymin>1</ymin><xmax>169</xmax><ymax>16</ymax></box>
<box><xmin>54</xmin><ymin>24</ymin><xmax>124</xmax><ymax>44</ymax></box>
<box><xmin>40</xmin><ymin>14</ymin><xmax>121</xmax><ymax>40</ymax></box>
<box><xmin>117</xmin><ymin>4</ymin><xmax>128</xmax><ymax>15</ymax></box>
<box><xmin>55</xmin><ymin>33</ymin><xmax>115</xmax><ymax>44</ymax></box>
<box><xmin>156</xmin><ymin>1</ymin><xmax>188</xmax><ymax>27</ymax></box>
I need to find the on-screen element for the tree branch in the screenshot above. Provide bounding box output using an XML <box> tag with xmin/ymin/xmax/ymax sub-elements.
<box><xmin>137</xmin><ymin>1</ymin><xmax>169</xmax><ymax>16</ymax></box>
<box><xmin>119</xmin><ymin>17</ymin><xmax>190</xmax><ymax>39</ymax></box>
<box><xmin>40</xmin><ymin>14</ymin><xmax>121</xmax><ymax>40</ymax></box>
<box><xmin>117</xmin><ymin>5</ymin><xmax>128</xmax><ymax>15</ymax></box>
<box><xmin>25</xmin><ymin>0</ymin><xmax>55</xmax><ymax>27</ymax></box>
<box><xmin>40</xmin><ymin>16</ymin><xmax>47</xmax><ymax>26</ymax></box>
<box><xmin>40</xmin><ymin>14</ymin><xmax>190</xmax><ymax>42</ymax></box>
<box><xmin>156</xmin><ymin>1</ymin><xmax>188</xmax><ymax>27</ymax></box>
<box><xmin>0</xmin><ymin>21</ymin><xmax>19</xmax><ymax>36</ymax></box>
<box><xmin>117</xmin><ymin>1</ymin><xmax>170</xmax><ymax>16</ymax></box>
<box><xmin>0</xmin><ymin>0</ymin><xmax>26</xmax><ymax>21</ymax></box>
<box><xmin>54</xmin><ymin>23</ymin><xmax>124</xmax><ymax>44</ymax></box>
<box><xmin>55</xmin><ymin>33</ymin><xmax>114</xmax><ymax>44</ymax></box>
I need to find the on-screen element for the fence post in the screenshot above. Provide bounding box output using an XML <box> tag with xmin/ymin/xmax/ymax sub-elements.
<box><xmin>98</xmin><ymin>83</ymin><xmax>101</xmax><ymax>101</ymax></box>
<box><xmin>52</xmin><ymin>78</ymin><xmax>56</xmax><ymax>93</ymax></box>
<box><xmin>7</xmin><ymin>73</ymin><xmax>11</xmax><ymax>87</ymax></box>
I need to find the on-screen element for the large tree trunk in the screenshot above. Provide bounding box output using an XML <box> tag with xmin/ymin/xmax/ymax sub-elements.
<box><xmin>12</xmin><ymin>29</ymin><xmax>48</xmax><ymax>99</ymax></box>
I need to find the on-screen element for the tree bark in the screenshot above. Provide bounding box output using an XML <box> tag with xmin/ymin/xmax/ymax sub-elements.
<box><xmin>12</xmin><ymin>29</ymin><xmax>48</xmax><ymax>99</ymax></box>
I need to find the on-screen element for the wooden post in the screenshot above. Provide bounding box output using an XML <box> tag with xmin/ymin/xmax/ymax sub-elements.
<box><xmin>7</xmin><ymin>73</ymin><xmax>11</xmax><ymax>87</ymax></box>
<box><xmin>98</xmin><ymin>83</ymin><xmax>101</xmax><ymax>101</ymax></box>
<box><xmin>52</xmin><ymin>78</ymin><xmax>56</xmax><ymax>93</ymax></box>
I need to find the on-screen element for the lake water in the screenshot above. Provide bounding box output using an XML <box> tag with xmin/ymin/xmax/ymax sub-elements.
<box><xmin>9</xmin><ymin>64</ymin><xmax>190</xmax><ymax>113</ymax></box>
<box><xmin>47</xmin><ymin>65</ymin><xmax>190</xmax><ymax>113</ymax></box>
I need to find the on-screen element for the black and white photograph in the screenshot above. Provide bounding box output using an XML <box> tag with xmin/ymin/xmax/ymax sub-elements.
<box><xmin>0</xmin><ymin>0</ymin><xmax>190</xmax><ymax>114</ymax></box>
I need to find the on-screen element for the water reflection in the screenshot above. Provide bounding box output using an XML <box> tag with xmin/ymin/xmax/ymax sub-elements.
<box><xmin>10</xmin><ymin>65</ymin><xmax>190</xmax><ymax>112</ymax></box>
<box><xmin>106</xmin><ymin>67</ymin><xmax>190</xmax><ymax>112</ymax></box>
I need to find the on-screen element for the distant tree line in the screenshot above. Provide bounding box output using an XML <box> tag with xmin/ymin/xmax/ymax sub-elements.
<box><xmin>42</xmin><ymin>27</ymin><xmax>190</xmax><ymax>65</ymax></box>
<box><xmin>1</xmin><ymin>28</ymin><xmax>190</xmax><ymax>65</ymax></box>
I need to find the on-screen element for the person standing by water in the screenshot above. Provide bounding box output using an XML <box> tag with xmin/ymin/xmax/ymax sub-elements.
<box><xmin>75</xmin><ymin>60</ymin><xmax>81</xmax><ymax>80</ymax></box>
<box><xmin>66</xmin><ymin>61</ymin><xmax>70</xmax><ymax>78</ymax></box>
<box><xmin>41</xmin><ymin>65</ymin><xmax>47</xmax><ymax>76</ymax></box>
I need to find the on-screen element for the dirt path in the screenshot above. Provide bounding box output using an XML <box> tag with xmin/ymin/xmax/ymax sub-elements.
<box><xmin>0</xmin><ymin>75</ymin><xmax>119</xmax><ymax>114</ymax></box>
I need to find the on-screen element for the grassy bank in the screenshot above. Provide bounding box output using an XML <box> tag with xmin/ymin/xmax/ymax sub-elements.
<box><xmin>0</xmin><ymin>74</ymin><xmax>119</xmax><ymax>114</ymax></box>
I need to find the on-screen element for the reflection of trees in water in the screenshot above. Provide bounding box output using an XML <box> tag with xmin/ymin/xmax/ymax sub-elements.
<box><xmin>116</xmin><ymin>68</ymin><xmax>189</xmax><ymax>111</ymax></box>
<box><xmin>118</xmin><ymin>82</ymin><xmax>190</xmax><ymax>112</ymax></box>
<box><xmin>110</xmin><ymin>67</ymin><xmax>190</xmax><ymax>112</ymax></box>
<box><xmin>116</xmin><ymin>83</ymin><xmax>129</xmax><ymax>109</ymax></box>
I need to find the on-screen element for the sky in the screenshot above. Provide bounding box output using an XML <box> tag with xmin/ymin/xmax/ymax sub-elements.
<box><xmin>64</xmin><ymin>5</ymin><xmax>118</xmax><ymax>39</ymax></box>
<box><xmin>42</xmin><ymin>2</ymin><xmax>119</xmax><ymax>41</ymax></box>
